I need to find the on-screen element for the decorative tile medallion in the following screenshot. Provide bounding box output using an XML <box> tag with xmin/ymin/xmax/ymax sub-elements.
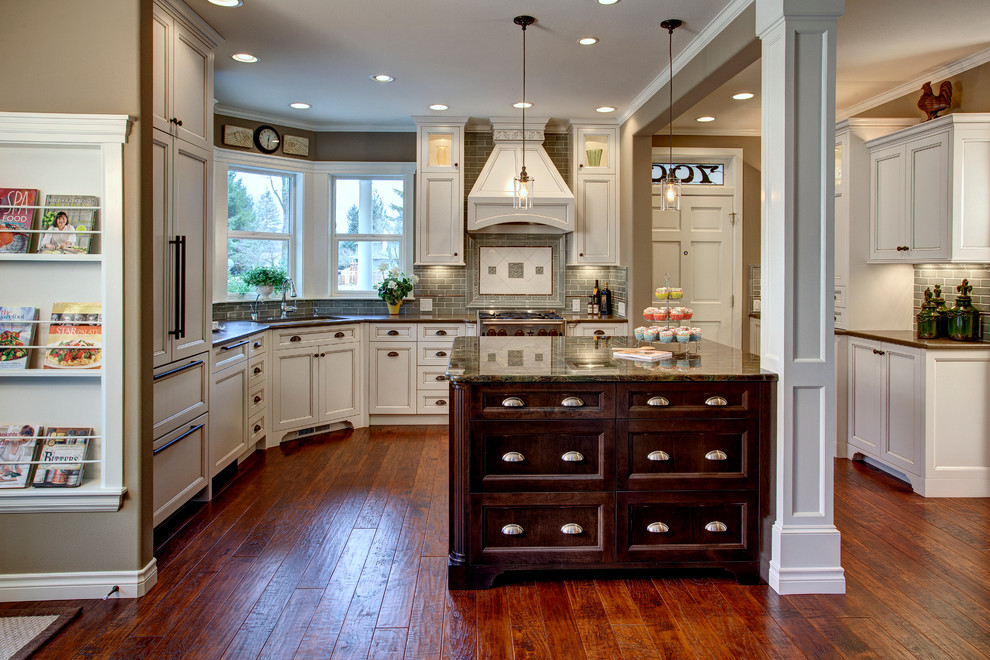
<box><xmin>508</xmin><ymin>263</ymin><xmax>524</xmax><ymax>279</ymax></box>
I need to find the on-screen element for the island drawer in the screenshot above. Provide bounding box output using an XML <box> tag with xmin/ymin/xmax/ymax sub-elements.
<box><xmin>470</xmin><ymin>492</ymin><xmax>612</xmax><ymax>565</ymax></box>
<box><xmin>616</xmin><ymin>419</ymin><xmax>760</xmax><ymax>491</ymax></box>
<box><xmin>616</xmin><ymin>491</ymin><xmax>757</xmax><ymax>563</ymax></box>
<box><xmin>470</xmin><ymin>383</ymin><xmax>615</xmax><ymax>420</ymax></box>
<box><xmin>617</xmin><ymin>382</ymin><xmax>761</xmax><ymax>419</ymax></box>
<box><xmin>469</xmin><ymin>420</ymin><xmax>614</xmax><ymax>492</ymax></box>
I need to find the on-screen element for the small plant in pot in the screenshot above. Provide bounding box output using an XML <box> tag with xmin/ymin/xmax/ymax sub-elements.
<box><xmin>375</xmin><ymin>264</ymin><xmax>418</xmax><ymax>314</ymax></box>
<box><xmin>242</xmin><ymin>265</ymin><xmax>288</xmax><ymax>298</ymax></box>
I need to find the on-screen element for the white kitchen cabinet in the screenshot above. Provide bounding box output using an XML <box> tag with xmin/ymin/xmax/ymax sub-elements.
<box><xmin>153</xmin><ymin>412</ymin><xmax>208</xmax><ymax>526</ymax></box>
<box><xmin>0</xmin><ymin>112</ymin><xmax>131</xmax><ymax>513</ymax></box>
<box><xmin>414</xmin><ymin>118</ymin><xmax>466</xmax><ymax>265</ymax></box>
<box><xmin>749</xmin><ymin>316</ymin><xmax>761</xmax><ymax>356</ymax></box>
<box><xmin>567</xmin><ymin>321</ymin><xmax>628</xmax><ymax>337</ymax></box>
<box><xmin>848</xmin><ymin>338</ymin><xmax>923</xmax><ymax>480</ymax></box>
<box><xmin>415</xmin><ymin>322</ymin><xmax>472</xmax><ymax>415</ymax></box>
<box><xmin>271</xmin><ymin>326</ymin><xmax>364</xmax><ymax>439</ymax></box>
<box><xmin>248</xmin><ymin>333</ymin><xmax>269</xmax><ymax>448</ymax></box>
<box><xmin>210</xmin><ymin>349</ymin><xmax>247</xmax><ymax>478</ymax></box>
<box><xmin>152</xmin><ymin>0</ymin><xmax>218</xmax><ymax>151</ymax></box>
<box><xmin>369</xmin><ymin>342</ymin><xmax>417</xmax><ymax>414</ymax></box>
<box><xmin>569</xmin><ymin>123</ymin><xmax>619</xmax><ymax>265</ymax></box>
<box><xmin>867</xmin><ymin>114</ymin><xmax>990</xmax><ymax>263</ymax></box>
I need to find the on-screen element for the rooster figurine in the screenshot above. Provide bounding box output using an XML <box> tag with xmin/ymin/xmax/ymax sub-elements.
<box><xmin>918</xmin><ymin>80</ymin><xmax>952</xmax><ymax>121</ymax></box>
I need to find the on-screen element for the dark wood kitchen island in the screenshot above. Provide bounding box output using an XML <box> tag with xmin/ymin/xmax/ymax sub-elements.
<box><xmin>445</xmin><ymin>335</ymin><xmax>777</xmax><ymax>589</ymax></box>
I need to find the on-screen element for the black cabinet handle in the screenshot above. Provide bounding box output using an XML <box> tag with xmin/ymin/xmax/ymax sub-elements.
<box><xmin>435</xmin><ymin>351</ymin><xmax>447</xmax><ymax>357</ymax></box>
<box><xmin>154</xmin><ymin>423</ymin><xmax>204</xmax><ymax>455</ymax></box>
<box><xmin>335</xmin><ymin>332</ymin><xmax>345</xmax><ymax>338</ymax></box>
<box><xmin>387</xmin><ymin>351</ymin><xmax>399</xmax><ymax>357</ymax></box>
<box><xmin>290</xmin><ymin>335</ymin><xmax>302</xmax><ymax>342</ymax></box>
<box><xmin>436</xmin><ymin>330</ymin><xmax>447</xmax><ymax>336</ymax></box>
<box><xmin>388</xmin><ymin>330</ymin><xmax>399</xmax><ymax>336</ymax></box>
<box><xmin>154</xmin><ymin>359</ymin><xmax>204</xmax><ymax>380</ymax></box>
<box><xmin>220</xmin><ymin>340</ymin><xmax>249</xmax><ymax>351</ymax></box>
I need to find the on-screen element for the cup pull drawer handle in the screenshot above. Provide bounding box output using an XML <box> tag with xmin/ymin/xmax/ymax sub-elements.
<box><xmin>435</xmin><ymin>351</ymin><xmax>447</xmax><ymax>357</ymax></box>
<box><xmin>705</xmin><ymin>396</ymin><xmax>728</xmax><ymax>406</ymax></box>
<box><xmin>647</xmin><ymin>522</ymin><xmax>670</xmax><ymax>534</ymax></box>
<box><xmin>647</xmin><ymin>396</ymin><xmax>670</xmax><ymax>407</ymax></box>
<box><xmin>254</xmin><ymin>395</ymin><xmax>262</xmax><ymax>403</ymax></box>
<box><xmin>290</xmin><ymin>335</ymin><xmax>302</xmax><ymax>342</ymax></box>
<box><xmin>253</xmin><ymin>367</ymin><xmax>262</xmax><ymax>375</ymax></box>
<box><xmin>435</xmin><ymin>375</ymin><xmax>447</xmax><ymax>381</ymax></box>
<box><xmin>647</xmin><ymin>450</ymin><xmax>670</xmax><ymax>462</ymax></box>
<box><xmin>436</xmin><ymin>330</ymin><xmax>447</xmax><ymax>336</ymax></box>
<box><xmin>560</xmin><ymin>523</ymin><xmax>584</xmax><ymax>535</ymax></box>
<box><xmin>705</xmin><ymin>450</ymin><xmax>728</xmax><ymax>461</ymax></box>
<box><xmin>705</xmin><ymin>521</ymin><xmax>728</xmax><ymax>533</ymax></box>
<box><xmin>501</xmin><ymin>451</ymin><xmax>525</xmax><ymax>463</ymax></box>
<box><xmin>561</xmin><ymin>451</ymin><xmax>584</xmax><ymax>462</ymax></box>
<box><xmin>254</xmin><ymin>424</ymin><xmax>262</xmax><ymax>433</ymax></box>
<box><xmin>501</xmin><ymin>397</ymin><xmax>525</xmax><ymax>407</ymax></box>
<box><xmin>501</xmin><ymin>524</ymin><xmax>524</xmax><ymax>536</ymax></box>
<box><xmin>593</xmin><ymin>330</ymin><xmax>606</xmax><ymax>336</ymax></box>
<box><xmin>254</xmin><ymin>341</ymin><xmax>262</xmax><ymax>348</ymax></box>
<box><xmin>335</xmin><ymin>331</ymin><xmax>345</xmax><ymax>338</ymax></box>
<box><xmin>435</xmin><ymin>399</ymin><xmax>447</xmax><ymax>406</ymax></box>
<box><xmin>387</xmin><ymin>330</ymin><xmax>399</xmax><ymax>336</ymax></box>
<box><xmin>387</xmin><ymin>351</ymin><xmax>399</xmax><ymax>357</ymax></box>
<box><xmin>561</xmin><ymin>396</ymin><xmax>585</xmax><ymax>407</ymax></box>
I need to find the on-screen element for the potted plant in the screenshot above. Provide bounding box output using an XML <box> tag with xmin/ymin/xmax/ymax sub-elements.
<box><xmin>375</xmin><ymin>265</ymin><xmax>418</xmax><ymax>314</ymax></box>
<box><xmin>242</xmin><ymin>265</ymin><xmax>288</xmax><ymax>298</ymax></box>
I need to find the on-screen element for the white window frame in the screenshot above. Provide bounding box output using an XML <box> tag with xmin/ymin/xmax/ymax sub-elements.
<box><xmin>321</xmin><ymin>162</ymin><xmax>415</xmax><ymax>299</ymax></box>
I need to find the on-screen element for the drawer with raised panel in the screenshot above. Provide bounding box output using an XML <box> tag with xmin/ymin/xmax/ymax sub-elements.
<box><xmin>618</xmin><ymin>382</ymin><xmax>761</xmax><ymax>419</ymax></box>
<box><xmin>616</xmin><ymin>491</ymin><xmax>756</xmax><ymax>563</ymax></box>
<box><xmin>248</xmin><ymin>332</ymin><xmax>267</xmax><ymax>357</ymax></box>
<box><xmin>418</xmin><ymin>391</ymin><xmax>450</xmax><ymax>414</ymax></box>
<box><xmin>248</xmin><ymin>382</ymin><xmax>267</xmax><ymax>419</ymax></box>
<box><xmin>153</xmin><ymin>357</ymin><xmax>209</xmax><ymax>437</ymax></box>
<box><xmin>248</xmin><ymin>414</ymin><xmax>267</xmax><ymax>446</ymax></box>
<box><xmin>153</xmin><ymin>412</ymin><xmax>208</xmax><ymax>526</ymax></box>
<box><xmin>248</xmin><ymin>355</ymin><xmax>267</xmax><ymax>387</ymax></box>
<box><xmin>471</xmin><ymin>492</ymin><xmax>612</xmax><ymax>565</ymax></box>
<box><xmin>469</xmin><ymin>420</ymin><xmax>613</xmax><ymax>492</ymax></box>
<box><xmin>418</xmin><ymin>342</ymin><xmax>453</xmax><ymax>366</ymax></box>
<box><xmin>212</xmin><ymin>338</ymin><xmax>250</xmax><ymax>372</ymax></box>
<box><xmin>616</xmin><ymin>419</ymin><xmax>759</xmax><ymax>490</ymax></box>
<box><xmin>471</xmin><ymin>383</ymin><xmax>614</xmax><ymax>420</ymax></box>
<box><xmin>419</xmin><ymin>323</ymin><xmax>468</xmax><ymax>340</ymax></box>
<box><xmin>417</xmin><ymin>365</ymin><xmax>450</xmax><ymax>390</ymax></box>
<box><xmin>369</xmin><ymin>323</ymin><xmax>416</xmax><ymax>341</ymax></box>
<box><xmin>272</xmin><ymin>325</ymin><xmax>359</xmax><ymax>349</ymax></box>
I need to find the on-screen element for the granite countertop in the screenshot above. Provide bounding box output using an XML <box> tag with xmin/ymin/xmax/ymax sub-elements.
<box><xmin>446</xmin><ymin>336</ymin><xmax>775</xmax><ymax>382</ymax></box>
<box><xmin>212</xmin><ymin>312</ymin><xmax>628</xmax><ymax>345</ymax></box>
<box><xmin>835</xmin><ymin>328</ymin><xmax>990</xmax><ymax>350</ymax></box>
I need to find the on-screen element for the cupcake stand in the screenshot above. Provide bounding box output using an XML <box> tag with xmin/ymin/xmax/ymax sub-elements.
<box><xmin>637</xmin><ymin>273</ymin><xmax>702</xmax><ymax>359</ymax></box>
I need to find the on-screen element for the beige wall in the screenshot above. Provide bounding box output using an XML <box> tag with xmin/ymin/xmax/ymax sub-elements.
<box><xmin>857</xmin><ymin>60</ymin><xmax>990</xmax><ymax>119</ymax></box>
<box><xmin>0</xmin><ymin>0</ymin><xmax>148</xmax><ymax>574</ymax></box>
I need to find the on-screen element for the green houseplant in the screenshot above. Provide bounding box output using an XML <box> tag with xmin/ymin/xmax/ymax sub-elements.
<box><xmin>375</xmin><ymin>265</ymin><xmax>418</xmax><ymax>314</ymax></box>
<box><xmin>242</xmin><ymin>265</ymin><xmax>288</xmax><ymax>297</ymax></box>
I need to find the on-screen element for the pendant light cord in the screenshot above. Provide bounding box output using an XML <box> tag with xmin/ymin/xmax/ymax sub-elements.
<box><xmin>521</xmin><ymin>20</ymin><xmax>527</xmax><ymax>172</ymax></box>
<box><xmin>667</xmin><ymin>22</ymin><xmax>673</xmax><ymax>178</ymax></box>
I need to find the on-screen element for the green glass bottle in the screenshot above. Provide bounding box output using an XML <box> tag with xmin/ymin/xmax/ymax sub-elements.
<box><xmin>916</xmin><ymin>287</ymin><xmax>939</xmax><ymax>339</ymax></box>
<box><xmin>932</xmin><ymin>284</ymin><xmax>950</xmax><ymax>337</ymax></box>
<box><xmin>947</xmin><ymin>279</ymin><xmax>981</xmax><ymax>342</ymax></box>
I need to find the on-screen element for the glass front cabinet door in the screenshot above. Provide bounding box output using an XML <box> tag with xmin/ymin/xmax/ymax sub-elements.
<box><xmin>576</xmin><ymin>126</ymin><xmax>616</xmax><ymax>174</ymax></box>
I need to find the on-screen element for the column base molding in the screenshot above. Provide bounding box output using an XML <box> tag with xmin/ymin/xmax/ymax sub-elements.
<box><xmin>769</xmin><ymin>523</ymin><xmax>845</xmax><ymax>594</ymax></box>
<box><xmin>0</xmin><ymin>559</ymin><xmax>157</xmax><ymax>602</ymax></box>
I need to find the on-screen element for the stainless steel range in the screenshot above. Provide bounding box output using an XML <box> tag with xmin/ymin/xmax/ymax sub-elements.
<box><xmin>477</xmin><ymin>310</ymin><xmax>566</xmax><ymax>337</ymax></box>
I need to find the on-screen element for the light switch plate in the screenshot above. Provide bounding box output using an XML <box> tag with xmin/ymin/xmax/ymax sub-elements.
<box><xmin>571</xmin><ymin>299</ymin><xmax>580</xmax><ymax>312</ymax></box>
<box><xmin>617</xmin><ymin>301</ymin><xmax>626</xmax><ymax>317</ymax></box>
<box><xmin>420</xmin><ymin>298</ymin><xmax>433</xmax><ymax>312</ymax></box>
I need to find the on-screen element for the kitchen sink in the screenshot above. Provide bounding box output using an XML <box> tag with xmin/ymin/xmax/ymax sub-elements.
<box><xmin>257</xmin><ymin>314</ymin><xmax>347</xmax><ymax>325</ymax></box>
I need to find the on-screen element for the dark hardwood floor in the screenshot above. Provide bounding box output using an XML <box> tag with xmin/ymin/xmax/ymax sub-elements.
<box><xmin>4</xmin><ymin>425</ymin><xmax>989</xmax><ymax>659</ymax></box>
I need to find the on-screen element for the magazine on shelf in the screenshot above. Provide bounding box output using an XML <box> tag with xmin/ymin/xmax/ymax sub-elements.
<box><xmin>44</xmin><ymin>302</ymin><xmax>102</xmax><ymax>369</ymax></box>
<box><xmin>0</xmin><ymin>306</ymin><xmax>38</xmax><ymax>370</ymax></box>
<box><xmin>37</xmin><ymin>194</ymin><xmax>99</xmax><ymax>255</ymax></box>
<box><xmin>0</xmin><ymin>188</ymin><xmax>40</xmax><ymax>254</ymax></box>
<box><xmin>32</xmin><ymin>428</ymin><xmax>91</xmax><ymax>488</ymax></box>
<box><xmin>611</xmin><ymin>347</ymin><xmax>674</xmax><ymax>362</ymax></box>
<box><xmin>0</xmin><ymin>424</ymin><xmax>41</xmax><ymax>488</ymax></box>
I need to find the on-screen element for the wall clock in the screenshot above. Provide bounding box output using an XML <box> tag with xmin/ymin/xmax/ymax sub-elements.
<box><xmin>253</xmin><ymin>125</ymin><xmax>281</xmax><ymax>153</ymax></box>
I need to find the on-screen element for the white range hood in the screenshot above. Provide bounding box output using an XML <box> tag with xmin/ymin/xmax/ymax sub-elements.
<box><xmin>467</xmin><ymin>118</ymin><xmax>574</xmax><ymax>233</ymax></box>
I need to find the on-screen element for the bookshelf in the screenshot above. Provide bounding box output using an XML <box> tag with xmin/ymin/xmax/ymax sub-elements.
<box><xmin>0</xmin><ymin>112</ymin><xmax>131</xmax><ymax>512</ymax></box>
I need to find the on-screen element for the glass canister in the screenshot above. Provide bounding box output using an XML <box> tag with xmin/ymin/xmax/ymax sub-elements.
<box><xmin>916</xmin><ymin>287</ymin><xmax>940</xmax><ymax>339</ymax></box>
<box><xmin>947</xmin><ymin>279</ymin><xmax>981</xmax><ymax>341</ymax></box>
<box><xmin>932</xmin><ymin>284</ymin><xmax>950</xmax><ymax>337</ymax></box>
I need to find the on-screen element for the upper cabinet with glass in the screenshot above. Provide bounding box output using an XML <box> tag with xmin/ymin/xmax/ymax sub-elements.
<box><xmin>419</xmin><ymin>125</ymin><xmax>462</xmax><ymax>173</ymax></box>
<box><xmin>576</xmin><ymin>126</ymin><xmax>616</xmax><ymax>174</ymax></box>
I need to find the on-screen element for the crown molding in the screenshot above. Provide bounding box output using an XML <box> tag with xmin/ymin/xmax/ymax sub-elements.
<box><xmin>214</xmin><ymin>104</ymin><xmax>416</xmax><ymax>133</ymax></box>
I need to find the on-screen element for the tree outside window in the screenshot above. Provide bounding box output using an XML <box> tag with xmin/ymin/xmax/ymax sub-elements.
<box><xmin>331</xmin><ymin>177</ymin><xmax>407</xmax><ymax>294</ymax></box>
<box><xmin>226</xmin><ymin>168</ymin><xmax>293</xmax><ymax>295</ymax></box>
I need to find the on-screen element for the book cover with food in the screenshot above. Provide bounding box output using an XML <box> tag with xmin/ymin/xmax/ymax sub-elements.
<box><xmin>0</xmin><ymin>188</ymin><xmax>40</xmax><ymax>254</ymax></box>
<box><xmin>45</xmin><ymin>302</ymin><xmax>102</xmax><ymax>369</ymax></box>
<box><xmin>32</xmin><ymin>429</ymin><xmax>91</xmax><ymax>488</ymax></box>
<box><xmin>0</xmin><ymin>424</ymin><xmax>41</xmax><ymax>488</ymax></box>
<box><xmin>0</xmin><ymin>306</ymin><xmax>38</xmax><ymax>370</ymax></box>
<box><xmin>611</xmin><ymin>347</ymin><xmax>674</xmax><ymax>362</ymax></box>
<box><xmin>37</xmin><ymin>194</ymin><xmax>99</xmax><ymax>255</ymax></box>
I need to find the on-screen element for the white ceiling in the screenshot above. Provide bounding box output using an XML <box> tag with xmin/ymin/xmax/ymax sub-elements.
<box><xmin>193</xmin><ymin>0</ymin><xmax>990</xmax><ymax>133</ymax></box>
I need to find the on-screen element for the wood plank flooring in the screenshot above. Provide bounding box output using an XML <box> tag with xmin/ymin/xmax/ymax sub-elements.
<box><xmin>4</xmin><ymin>425</ymin><xmax>989</xmax><ymax>659</ymax></box>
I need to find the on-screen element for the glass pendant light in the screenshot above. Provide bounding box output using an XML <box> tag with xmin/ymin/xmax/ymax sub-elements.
<box><xmin>513</xmin><ymin>15</ymin><xmax>535</xmax><ymax>209</ymax></box>
<box><xmin>660</xmin><ymin>19</ymin><xmax>682</xmax><ymax>211</ymax></box>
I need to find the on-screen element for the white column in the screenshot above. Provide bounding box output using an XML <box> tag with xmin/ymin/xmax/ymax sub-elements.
<box><xmin>757</xmin><ymin>0</ymin><xmax>846</xmax><ymax>594</ymax></box>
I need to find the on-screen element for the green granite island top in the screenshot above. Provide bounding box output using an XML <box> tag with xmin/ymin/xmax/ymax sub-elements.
<box><xmin>446</xmin><ymin>336</ymin><xmax>776</xmax><ymax>382</ymax></box>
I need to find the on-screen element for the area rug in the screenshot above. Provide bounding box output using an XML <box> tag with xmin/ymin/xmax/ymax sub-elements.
<box><xmin>0</xmin><ymin>607</ymin><xmax>80</xmax><ymax>660</ymax></box>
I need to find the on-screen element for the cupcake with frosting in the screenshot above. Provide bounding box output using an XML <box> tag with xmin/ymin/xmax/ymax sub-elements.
<box><xmin>634</xmin><ymin>326</ymin><xmax>647</xmax><ymax>340</ymax></box>
<box><xmin>681</xmin><ymin>307</ymin><xmax>693</xmax><ymax>320</ymax></box>
<box><xmin>657</xmin><ymin>330</ymin><xmax>675</xmax><ymax>343</ymax></box>
<box><xmin>669</xmin><ymin>308</ymin><xmax>685</xmax><ymax>321</ymax></box>
<box><xmin>653</xmin><ymin>307</ymin><xmax>669</xmax><ymax>321</ymax></box>
<box><xmin>689</xmin><ymin>327</ymin><xmax>703</xmax><ymax>341</ymax></box>
<box><xmin>669</xmin><ymin>287</ymin><xmax>684</xmax><ymax>300</ymax></box>
<box><xmin>676</xmin><ymin>329</ymin><xmax>691</xmax><ymax>343</ymax></box>
<box><xmin>644</xmin><ymin>326</ymin><xmax>660</xmax><ymax>341</ymax></box>
<box><xmin>655</xmin><ymin>287</ymin><xmax>669</xmax><ymax>300</ymax></box>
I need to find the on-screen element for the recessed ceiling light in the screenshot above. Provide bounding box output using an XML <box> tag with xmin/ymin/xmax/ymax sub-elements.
<box><xmin>578</xmin><ymin>37</ymin><xmax>599</xmax><ymax>46</ymax></box>
<box><xmin>289</xmin><ymin>102</ymin><xmax>310</xmax><ymax>109</ymax></box>
<box><xmin>597</xmin><ymin>0</ymin><xmax>620</xmax><ymax>5</ymax></box>
<box><xmin>696</xmin><ymin>116</ymin><xmax>716</xmax><ymax>122</ymax></box>
<box><xmin>596</xmin><ymin>106</ymin><xmax>616</xmax><ymax>113</ymax></box>
<box><xmin>429</xmin><ymin>104</ymin><xmax>449</xmax><ymax>111</ymax></box>
<box><xmin>732</xmin><ymin>92</ymin><xmax>754</xmax><ymax>100</ymax></box>
<box><xmin>231</xmin><ymin>53</ymin><xmax>258</xmax><ymax>63</ymax></box>
<box><xmin>208</xmin><ymin>0</ymin><xmax>242</xmax><ymax>6</ymax></box>
<box><xmin>369</xmin><ymin>74</ymin><xmax>394</xmax><ymax>83</ymax></box>
<box><xmin>513</xmin><ymin>102</ymin><xmax>533</xmax><ymax>109</ymax></box>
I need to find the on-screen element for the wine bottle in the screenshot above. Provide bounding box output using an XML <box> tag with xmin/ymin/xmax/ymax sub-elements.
<box><xmin>602</xmin><ymin>282</ymin><xmax>612</xmax><ymax>316</ymax></box>
<box><xmin>593</xmin><ymin>280</ymin><xmax>601</xmax><ymax>316</ymax></box>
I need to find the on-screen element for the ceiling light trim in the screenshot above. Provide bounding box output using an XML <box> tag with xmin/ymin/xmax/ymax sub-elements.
<box><xmin>618</xmin><ymin>0</ymin><xmax>751</xmax><ymax>126</ymax></box>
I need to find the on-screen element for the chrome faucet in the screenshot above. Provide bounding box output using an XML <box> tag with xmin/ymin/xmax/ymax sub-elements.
<box><xmin>250</xmin><ymin>293</ymin><xmax>263</xmax><ymax>321</ymax></box>
<box><xmin>280</xmin><ymin>278</ymin><xmax>297</xmax><ymax>318</ymax></box>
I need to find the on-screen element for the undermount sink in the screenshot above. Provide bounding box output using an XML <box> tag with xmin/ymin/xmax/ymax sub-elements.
<box><xmin>257</xmin><ymin>314</ymin><xmax>346</xmax><ymax>325</ymax></box>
